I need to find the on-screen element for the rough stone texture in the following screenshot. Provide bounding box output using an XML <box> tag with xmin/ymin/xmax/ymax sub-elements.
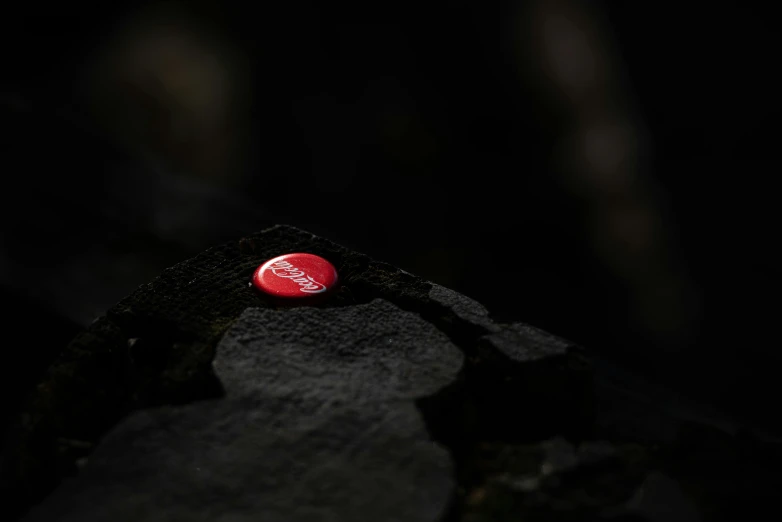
<box><xmin>23</xmin><ymin>301</ymin><xmax>458</xmax><ymax>522</ymax></box>
<box><xmin>19</xmin><ymin>296</ymin><xmax>467</xmax><ymax>522</ymax></box>
<box><xmin>2</xmin><ymin>224</ymin><xmax>536</xmax><ymax>521</ymax></box>
<box><xmin>23</xmin><ymin>401</ymin><xmax>453</xmax><ymax>522</ymax></box>
<box><xmin>426</xmin><ymin>284</ymin><xmax>498</xmax><ymax>335</ymax></box>
<box><xmin>3</xmin><ymin>224</ymin><xmax>780</xmax><ymax>521</ymax></box>
<box><xmin>214</xmin><ymin>302</ymin><xmax>463</xmax><ymax>402</ymax></box>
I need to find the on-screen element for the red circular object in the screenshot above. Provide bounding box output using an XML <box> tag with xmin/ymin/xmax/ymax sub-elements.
<box><xmin>252</xmin><ymin>253</ymin><xmax>338</xmax><ymax>300</ymax></box>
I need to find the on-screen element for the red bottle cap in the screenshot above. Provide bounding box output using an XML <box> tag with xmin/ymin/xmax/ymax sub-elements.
<box><xmin>252</xmin><ymin>253</ymin><xmax>338</xmax><ymax>301</ymax></box>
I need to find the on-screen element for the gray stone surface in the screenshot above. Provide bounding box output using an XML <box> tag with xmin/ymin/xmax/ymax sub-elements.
<box><xmin>214</xmin><ymin>301</ymin><xmax>463</xmax><ymax>402</ymax></box>
<box><xmin>481</xmin><ymin>323</ymin><xmax>574</xmax><ymax>364</ymax></box>
<box><xmin>427</xmin><ymin>284</ymin><xmax>499</xmax><ymax>334</ymax></box>
<box><xmin>23</xmin><ymin>300</ymin><xmax>460</xmax><ymax>522</ymax></box>
<box><xmin>9</xmin><ymin>224</ymin><xmax>777</xmax><ymax>522</ymax></box>
<box><xmin>24</xmin><ymin>399</ymin><xmax>453</xmax><ymax>522</ymax></box>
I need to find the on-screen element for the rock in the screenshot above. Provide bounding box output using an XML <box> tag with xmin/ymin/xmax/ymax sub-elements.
<box><xmin>214</xmin><ymin>301</ymin><xmax>463</xmax><ymax>402</ymax></box>
<box><xmin>427</xmin><ymin>284</ymin><xmax>499</xmax><ymax>335</ymax></box>
<box><xmin>9</xmin><ymin>224</ymin><xmax>772</xmax><ymax>522</ymax></box>
<box><xmin>456</xmin><ymin>323</ymin><xmax>592</xmax><ymax>444</ymax></box>
<box><xmin>461</xmin><ymin>437</ymin><xmax>649</xmax><ymax>522</ymax></box>
<box><xmin>23</xmin><ymin>301</ymin><xmax>458</xmax><ymax>522</ymax></box>
<box><xmin>2</xmin><ymin>225</ymin><xmax>591</xmax><ymax>520</ymax></box>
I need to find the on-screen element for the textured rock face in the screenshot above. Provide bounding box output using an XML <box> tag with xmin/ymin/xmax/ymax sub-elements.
<box><xmin>3</xmin><ymin>225</ymin><xmax>778</xmax><ymax>521</ymax></box>
<box><xmin>23</xmin><ymin>302</ymin><xmax>459</xmax><ymax>522</ymax></box>
<box><xmin>4</xmin><ymin>224</ymin><xmax>585</xmax><ymax>520</ymax></box>
<box><xmin>214</xmin><ymin>302</ymin><xmax>463</xmax><ymax>402</ymax></box>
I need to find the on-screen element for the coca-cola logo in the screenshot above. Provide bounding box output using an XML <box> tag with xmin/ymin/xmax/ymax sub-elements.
<box><xmin>268</xmin><ymin>260</ymin><xmax>328</xmax><ymax>294</ymax></box>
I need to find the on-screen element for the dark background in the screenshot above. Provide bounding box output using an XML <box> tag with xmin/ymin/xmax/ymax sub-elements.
<box><xmin>1</xmin><ymin>1</ymin><xmax>779</xmax><ymax>434</ymax></box>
